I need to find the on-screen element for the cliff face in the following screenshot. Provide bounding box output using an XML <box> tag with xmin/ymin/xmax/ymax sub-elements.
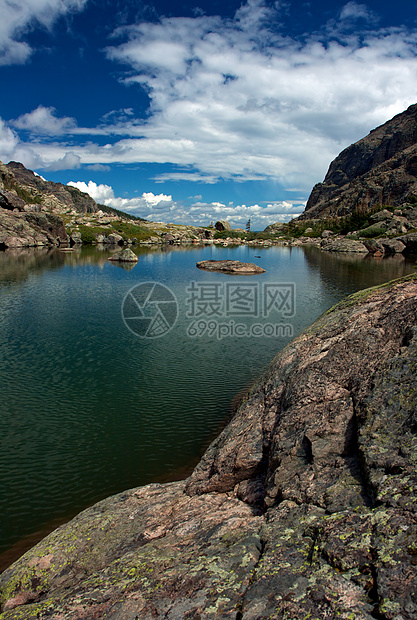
<box><xmin>1</xmin><ymin>275</ymin><xmax>416</xmax><ymax>619</ymax></box>
<box><xmin>302</xmin><ymin>103</ymin><xmax>417</xmax><ymax>219</ymax></box>
<box><xmin>4</xmin><ymin>162</ymin><xmax>99</xmax><ymax>215</ymax></box>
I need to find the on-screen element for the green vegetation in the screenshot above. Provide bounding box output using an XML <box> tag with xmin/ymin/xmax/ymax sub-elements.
<box><xmin>3</xmin><ymin>177</ymin><xmax>42</xmax><ymax>204</ymax></box>
<box><xmin>213</xmin><ymin>230</ymin><xmax>279</xmax><ymax>241</ymax></box>
<box><xmin>110</xmin><ymin>220</ymin><xmax>152</xmax><ymax>239</ymax></box>
<box><xmin>214</xmin><ymin>230</ymin><xmax>245</xmax><ymax>240</ymax></box>
<box><xmin>76</xmin><ymin>225</ymin><xmax>110</xmax><ymax>244</ymax></box>
<box><xmin>74</xmin><ymin>222</ymin><xmax>154</xmax><ymax>244</ymax></box>
<box><xmin>97</xmin><ymin>203</ymin><xmax>146</xmax><ymax>222</ymax></box>
<box><xmin>283</xmin><ymin>204</ymin><xmax>398</xmax><ymax>239</ymax></box>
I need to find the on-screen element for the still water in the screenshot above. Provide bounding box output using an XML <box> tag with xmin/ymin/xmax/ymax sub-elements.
<box><xmin>0</xmin><ymin>243</ymin><xmax>415</xmax><ymax>568</ymax></box>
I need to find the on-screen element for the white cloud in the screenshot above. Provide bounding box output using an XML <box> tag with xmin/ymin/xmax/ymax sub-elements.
<box><xmin>67</xmin><ymin>180</ymin><xmax>174</xmax><ymax>218</ymax></box>
<box><xmin>339</xmin><ymin>2</ymin><xmax>376</xmax><ymax>22</ymax></box>
<box><xmin>67</xmin><ymin>180</ymin><xmax>115</xmax><ymax>203</ymax></box>
<box><xmin>95</xmin><ymin>2</ymin><xmax>417</xmax><ymax>187</ymax></box>
<box><xmin>44</xmin><ymin>152</ymin><xmax>81</xmax><ymax>170</ymax></box>
<box><xmin>65</xmin><ymin>178</ymin><xmax>301</xmax><ymax>228</ymax></box>
<box><xmin>4</xmin><ymin>0</ymin><xmax>417</xmax><ymax>198</ymax></box>
<box><xmin>0</xmin><ymin>0</ymin><xmax>88</xmax><ymax>65</ymax></box>
<box><xmin>13</xmin><ymin>106</ymin><xmax>77</xmax><ymax>135</ymax></box>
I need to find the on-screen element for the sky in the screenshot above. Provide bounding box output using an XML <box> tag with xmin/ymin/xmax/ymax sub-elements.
<box><xmin>1</xmin><ymin>0</ymin><xmax>417</xmax><ymax>229</ymax></box>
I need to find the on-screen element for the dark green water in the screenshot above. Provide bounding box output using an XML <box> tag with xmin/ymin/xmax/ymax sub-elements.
<box><xmin>0</xmin><ymin>243</ymin><xmax>415</xmax><ymax>569</ymax></box>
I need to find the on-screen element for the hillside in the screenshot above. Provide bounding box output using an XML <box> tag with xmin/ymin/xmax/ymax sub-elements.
<box><xmin>301</xmin><ymin>103</ymin><xmax>417</xmax><ymax>219</ymax></box>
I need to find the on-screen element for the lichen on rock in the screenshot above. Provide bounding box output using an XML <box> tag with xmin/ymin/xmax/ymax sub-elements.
<box><xmin>1</xmin><ymin>275</ymin><xmax>417</xmax><ymax>619</ymax></box>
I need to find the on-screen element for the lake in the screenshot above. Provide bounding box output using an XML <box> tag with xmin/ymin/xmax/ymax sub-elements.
<box><xmin>0</xmin><ymin>242</ymin><xmax>415</xmax><ymax>570</ymax></box>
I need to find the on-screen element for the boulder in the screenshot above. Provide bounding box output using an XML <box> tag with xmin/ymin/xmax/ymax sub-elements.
<box><xmin>320</xmin><ymin>237</ymin><xmax>369</xmax><ymax>253</ymax></box>
<box><xmin>162</xmin><ymin>233</ymin><xmax>175</xmax><ymax>244</ymax></box>
<box><xmin>108</xmin><ymin>248</ymin><xmax>138</xmax><ymax>263</ymax></box>
<box><xmin>1</xmin><ymin>275</ymin><xmax>417</xmax><ymax>619</ymax></box>
<box><xmin>264</xmin><ymin>222</ymin><xmax>286</xmax><ymax>233</ymax></box>
<box><xmin>196</xmin><ymin>259</ymin><xmax>266</xmax><ymax>274</ymax></box>
<box><xmin>398</xmin><ymin>233</ymin><xmax>417</xmax><ymax>253</ymax></box>
<box><xmin>362</xmin><ymin>238</ymin><xmax>385</xmax><ymax>254</ymax></box>
<box><xmin>369</xmin><ymin>208</ymin><xmax>393</xmax><ymax>223</ymax></box>
<box><xmin>380</xmin><ymin>238</ymin><xmax>406</xmax><ymax>254</ymax></box>
<box><xmin>214</xmin><ymin>220</ymin><xmax>232</xmax><ymax>231</ymax></box>
<box><xmin>106</xmin><ymin>233</ymin><xmax>124</xmax><ymax>245</ymax></box>
<box><xmin>70</xmin><ymin>230</ymin><xmax>82</xmax><ymax>245</ymax></box>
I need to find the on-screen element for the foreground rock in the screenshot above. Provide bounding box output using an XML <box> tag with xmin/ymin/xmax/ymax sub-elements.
<box><xmin>196</xmin><ymin>259</ymin><xmax>266</xmax><ymax>274</ymax></box>
<box><xmin>1</xmin><ymin>275</ymin><xmax>417</xmax><ymax>619</ymax></box>
<box><xmin>108</xmin><ymin>248</ymin><xmax>138</xmax><ymax>262</ymax></box>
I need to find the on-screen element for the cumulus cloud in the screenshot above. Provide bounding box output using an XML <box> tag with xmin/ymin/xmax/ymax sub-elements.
<box><xmin>43</xmin><ymin>152</ymin><xmax>81</xmax><ymax>170</ymax></box>
<box><xmin>67</xmin><ymin>180</ymin><xmax>175</xmax><ymax>219</ymax></box>
<box><xmin>13</xmin><ymin>106</ymin><xmax>77</xmax><ymax>135</ymax></box>
<box><xmin>4</xmin><ymin>0</ymin><xmax>417</xmax><ymax>198</ymax></box>
<box><xmin>0</xmin><ymin>0</ymin><xmax>88</xmax><ymax>65</ymax></box>
<box><xmin>98</xmin><ymin>1</ymin><xmax>417</xmax><ymax>188</ymax></box>
<box><xmin>67</xmin><ymin>180</ymin><xmax>115</xmax><ymax>204</ymax></box>
<box><xmin>66</xmin><ymin>178</ymin><xmax>302</xmax><ymax>228</ymax></box>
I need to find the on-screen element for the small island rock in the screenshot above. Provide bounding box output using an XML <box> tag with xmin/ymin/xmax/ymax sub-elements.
<box><xmin>108</xmin><ymin>248</ymin><xmax>138</xmax><ymax>262</ymax></box>
<box><xmin>196</xmin><ymin>259</ymin><xmax>265</xmax><ymax>274</ymax></box>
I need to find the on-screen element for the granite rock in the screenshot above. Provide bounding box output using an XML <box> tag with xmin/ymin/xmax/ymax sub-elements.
<box><xmin>1</xmin><ymin>275</ymin><xmax>417</xmax><ymax>619</ymax></box>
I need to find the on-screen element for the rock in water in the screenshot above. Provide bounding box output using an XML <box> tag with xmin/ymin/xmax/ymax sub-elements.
<box><xmin>108</xmin><ymin>248</ymin><xmax>138</xmax><ymax>262</ymax></box>
<box><xmin>196</xmin><ymin>259</ymin><xmax>265</xmax><ymax>274</ymax></box>
<box><xmin>1</xmin><ymin>275</ymin><xmax>417</xmax><ymax>619</ymax></box>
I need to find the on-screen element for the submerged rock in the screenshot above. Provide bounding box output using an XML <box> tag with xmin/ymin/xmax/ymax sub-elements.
<box><xmin>196</xmin><ymin>259</ymin><xmax>266</xmax><ymax>274</ymax></box>
<box><xmin>1</xmin><ymin>275</ymin><xmax>417</xmax><ymax>619</ymax></box>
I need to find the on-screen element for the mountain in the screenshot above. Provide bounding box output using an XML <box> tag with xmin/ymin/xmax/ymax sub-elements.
<box><xmin>301</xmin><ymin>103</ymin><xmax>417</xmax><ymax>220</ymax></box>
<box><xmin>1</xmin><ymin>161</ymin><xmax>145</xmax><ymax>221</ymax></box>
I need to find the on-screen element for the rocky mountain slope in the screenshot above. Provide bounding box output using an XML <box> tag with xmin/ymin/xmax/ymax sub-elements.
<box><xmin>3</xmin><ymin>161</ymin><xmax>129</xmax><ymax>217</ymax></box>
<box><xmin>1</xmin><ymin>274</ymin><xmax>416</xmax><ymax>619</ymax></box>
<box><xmin>302</xmin><ymin>103</ymin><xmax>417</xmax><ymax>219</ymax></box>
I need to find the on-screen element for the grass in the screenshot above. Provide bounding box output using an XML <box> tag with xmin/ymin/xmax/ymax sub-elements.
<box><xmin>3</xmin><ymin>177</ymin><xmax>42</xmax><ymax>204</ymax></box>
<box><xmin>96</xmin><ymin>203</ymin><xmax>146</xmax><ymax>222</ymax></box>
<box><xmin>74</xmin><ymin>222</ymin><xmax>155</xmax><ymax>244</ymax></box>
<box><xmin>283</xmin><ymin>204</ymin><xmax>399</xmax><ymax>239</ymax></box>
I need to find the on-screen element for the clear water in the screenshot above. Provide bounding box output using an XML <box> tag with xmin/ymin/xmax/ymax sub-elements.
<box><xmin>0</xmin><ymin>243</ymin><xmax>415</xmax><ymax>569</ymax></box>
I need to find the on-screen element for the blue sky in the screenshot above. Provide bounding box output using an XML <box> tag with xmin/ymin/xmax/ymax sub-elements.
<box><xmin>1</xmin><ymin>0</ymin><xmax>417</xmax><ymax>229</ymax></box>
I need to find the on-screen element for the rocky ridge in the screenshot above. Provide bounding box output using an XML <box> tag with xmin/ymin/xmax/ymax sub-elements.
<box><xmin>1</xmin><ymin>274</ymin><xmax>416</xmax><ymax>619</ymax></box>
<box><xmin>302</xmin><ymin>103</ymin><xmax>417</xmax><ymax>219</ymax></box>
<box><xmin>0</xmin><ymin>161</ymin><xmax>218</xmax><ymax>249</ymax></box>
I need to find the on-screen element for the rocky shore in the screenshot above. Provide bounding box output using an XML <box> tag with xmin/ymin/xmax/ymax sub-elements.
<box><xmin>1</xmin><ymin>273</ymin><xmax>416</xmax><ymax>619</ymax></box>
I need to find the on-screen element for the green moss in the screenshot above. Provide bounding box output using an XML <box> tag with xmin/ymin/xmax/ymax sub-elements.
<box><xmin>322</xmin><ymin>272</ymin><xmax>417</xmax><ymax>315</ymax></box>
<box><xmin>3</xmin><ymin>177</ymin><xmax>42</xmax><ymax>204</ymax></box>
